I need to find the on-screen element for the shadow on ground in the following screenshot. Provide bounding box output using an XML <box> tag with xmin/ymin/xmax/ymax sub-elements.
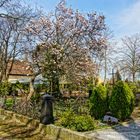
<box><xmin>86</xmin><ymin>107</ymin><xmax>140</xmax><ymax>140</ymax></box>
<box><xmin>112</xmin><ymin>107</ymin><xmax>140</xmax><ymax>140</ymax></box>
<box><xmin>112</xmin><ymin>119</ymin><xmax>140</xmax><ymax>140</ymax></box>
<box><xmin>0</xmin><ymin>117</ymin><xmax>51</xmax><ymax>140</ymax></box>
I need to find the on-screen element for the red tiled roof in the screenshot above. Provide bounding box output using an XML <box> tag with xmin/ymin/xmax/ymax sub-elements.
<box><xmin>8</xmin><ymin>60</ymin><xmax>33</xmax><ymax>76</ymax></box>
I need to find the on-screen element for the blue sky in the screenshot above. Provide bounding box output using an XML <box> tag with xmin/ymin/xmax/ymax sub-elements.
<box><xmin>26</xmin><ymin>0</ymin><xmax>140</xmax><ymax>40</ymax></box>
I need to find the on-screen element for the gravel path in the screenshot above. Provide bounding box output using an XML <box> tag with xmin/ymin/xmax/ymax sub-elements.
<box><xmin>86</xmin><ymin>120</ymin><xmax>140</xmax><ymax>140</ymax></box>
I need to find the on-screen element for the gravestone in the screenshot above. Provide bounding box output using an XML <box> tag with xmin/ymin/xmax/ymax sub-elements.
<box><xmin>103</xmin><ymin>115</ymin><xmax>118</xmax><ymax>124</ymax></box>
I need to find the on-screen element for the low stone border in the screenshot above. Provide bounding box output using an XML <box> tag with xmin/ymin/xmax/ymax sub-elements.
<box><xmin>0</xmin><ymin>108</ymin><xmax>99</xmax><ymax>140</ymax></box>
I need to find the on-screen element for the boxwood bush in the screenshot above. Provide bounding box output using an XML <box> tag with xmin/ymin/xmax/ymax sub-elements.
<box><xmin>109</xmin><ymin>81</ymin><xmax>135</xmax><ymax>120</ymax></box>
<box><xmin>74</xmin><ymin>115</ymin><xmax>95</xmax><ymax>131</ymax></box>
<box><xmin>90</xmin><ymin>84</ymin><xmax>108</xmax><ymax>119</ymax></box>
<box><xmin>5</xmin><ymin>98</ymin><xmax>14</xmax><ymax>108</ymax></box>
<box><xmin>56</xmin><ymin>110</ymin><xmax>95</xmax><ymax>132</ymax></box>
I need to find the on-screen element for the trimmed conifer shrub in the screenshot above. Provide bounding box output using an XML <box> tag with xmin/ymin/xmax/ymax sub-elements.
<box><xmin>109</xmin><ymin>81</ymin><xmax>135</xmax><ymax>120</ymax></box>
<box><xmin>90</xmin><ymin>84</ymin><xmax>108</xmax><ymax>119</ymax></box>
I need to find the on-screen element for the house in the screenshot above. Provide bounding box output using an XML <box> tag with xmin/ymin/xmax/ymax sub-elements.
<box><xmin>8</xmin><ymin>60</ymin><xmax>33</xmax><ymax>83</ymax></box>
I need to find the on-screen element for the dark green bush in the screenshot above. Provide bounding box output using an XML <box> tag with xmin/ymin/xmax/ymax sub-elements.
<box><xmin>105</xmin><ymin>83</ymin><xmax>113</xmax><ymax>106</ymax></box>
<box><xmin>73</xmin><ymin>115</ymin><xmax>95</xmax><ymax>131</ymax></box>
<box><xmin>109</xmin><ymin>81</ymin><xmax>135</xmax><ymax>120</ymax></box>
<box><xmin>11</xmin><ymin>81</ymin><xmax>24</xmax><ymax>95</ymax></box>
<box><xmin>0</xmin><ymin>82</ymin><xmax>12</xmax><ymax>95</ymax></box>
<box><xmin>5</xmin><ymin>98</ymin><xmax>14</xmax><ymax>108</ymax></box>
<box><xmin>90</xmin><ymin>84</ymin><xmax>108</xmax><ymax>119</ymax></box>
<box><xmin>56</xmin><ymin>110</ymin><xmax>94</xmax><ymax>132</ymax></box>
<box><xmin>127</xmin><ymin>82</ymin><xmax>137</xmax><ymax>94</ymax></box>
<box><xmin>31</xmin><ymin>93</ymin><xmax>41</xmax><ymax>102</ymax></box>
<box><xmin>0</xmin><ymin>81</ymin><xmax>26</xmax><ymax>96</ymax></box>
<box><xmin>34</xmin><ymin>83</ymin><xmax>47</xmax><ymax>93</ymax></box>
<box><xmin>58</xmin><ymin>110</ymin><xmax>75</xmax><ymax>128</ymax></box>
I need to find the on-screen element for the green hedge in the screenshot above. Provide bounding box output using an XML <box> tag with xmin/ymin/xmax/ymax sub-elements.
<box><xmin>0</xmin><ymin>81</ymin><xmax>29</xmax><ymax>96</ymax></box>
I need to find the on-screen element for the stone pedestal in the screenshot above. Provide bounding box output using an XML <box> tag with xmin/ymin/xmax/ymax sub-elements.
<box><xmin>40</xmin><ymin>94</ymin><xmax>54</xmax><ymax>125</ymax></box>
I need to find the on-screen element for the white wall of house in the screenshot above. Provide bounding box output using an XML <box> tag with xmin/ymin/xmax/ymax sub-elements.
<box><xmin>8</xmin><ymin>75</ymin><xmax>32</xmax><ymax>83</ymax></box>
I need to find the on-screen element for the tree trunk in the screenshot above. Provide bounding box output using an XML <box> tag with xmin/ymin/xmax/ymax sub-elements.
<box><xmin>27</xmin><ymin>75</ymin><xmax>36</xmax><ymax>100</ymax></box>
<box><xmin>132</xmin><ymin>72</ymin><xmax>135</xmax><ymax>82</ymax></box>
<box><xmin>104</xmin><ymin>48</ymin><xmax>107</xmax><ymax>85</ymax></box>
<box><xmin>50</xmin><ymin>76</ymin><xmax>61</xmax><ymax>98</ymax></box>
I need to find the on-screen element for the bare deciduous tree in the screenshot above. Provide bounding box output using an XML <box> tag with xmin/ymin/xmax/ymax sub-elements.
<box><xmin>119</xmin><ymin>34</ymin><xmax>140</xmax><ymax>82</ymax></box>
<box><xmin>0</xmin><ymin>0</ymin><xmax>40</xmax><ymax>82</ymax></box>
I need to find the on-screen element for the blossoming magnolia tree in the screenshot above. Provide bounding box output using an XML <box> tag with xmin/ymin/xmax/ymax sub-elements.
<box><xmin>25</xmin><ymin>0</ymin><xmax>108</xmax><ymax>98</ymax></box>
